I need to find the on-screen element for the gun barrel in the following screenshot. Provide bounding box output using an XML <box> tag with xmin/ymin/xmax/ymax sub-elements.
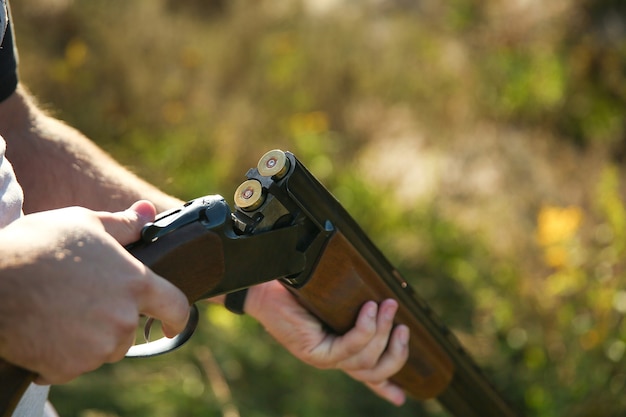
<box><xmin>241</xmin><ymin>150</ymin><xmax>521</xmax><ymax>417</ymax></box>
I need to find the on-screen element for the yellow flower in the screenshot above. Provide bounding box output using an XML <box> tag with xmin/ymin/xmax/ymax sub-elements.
<box><xmin>536</xmin><ymin>205</ymin><xmax>583</xmax><ymax>268</ymax></box>
<box><xmin>536</xmin><ymin>205</ymin><xmax>583</xmax><ymax>247</ymax></box>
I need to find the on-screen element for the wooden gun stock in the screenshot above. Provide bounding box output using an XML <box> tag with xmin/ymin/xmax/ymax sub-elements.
<box><xmin>288</xmin><ymin>232</ymin><xmax>454</xmax><ymax>398</ymax></box>
<box><xmin>0</xmin><ymin>362</ymin><xmax>35</xmax><ymax>417</ymax></box>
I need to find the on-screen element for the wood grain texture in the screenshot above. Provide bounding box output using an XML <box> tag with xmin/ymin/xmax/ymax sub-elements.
<box><xmin>286</xmin><ymin>232</ymin><xmax>454</xmax><ymax>400</ymax></box>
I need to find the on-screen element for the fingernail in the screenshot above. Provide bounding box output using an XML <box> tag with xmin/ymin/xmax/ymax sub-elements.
<box><xmin>384</xmin><ymin>301</ymin><xmax>398</xmax><ymax>321</ymax></box>
<box><xmin>128</xmin><ymin>200</ymin><xmax>156</xmax><ymax>224</ymax></box>
<box><xmin>392</xmin><ymin>389</ymin><xmax>406</xmax><ymax>406</ymax></box>
<box><xmin>398</xmin><ymin>325</ymin><xmax>409</xmax><ymax>345</ymax></box>
<box><xmin>367</xmin><ymin>301</ymin><xmax>378</xmax><ymax>319</ymax></box>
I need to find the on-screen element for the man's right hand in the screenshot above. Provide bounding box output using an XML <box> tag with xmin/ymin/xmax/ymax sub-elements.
<box><xmin>0</xmin><ymin>201</ymin><xmax>189</xmax><ymax>385</ymax></box>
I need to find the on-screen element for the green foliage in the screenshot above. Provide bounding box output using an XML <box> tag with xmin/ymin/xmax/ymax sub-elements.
<box><xmin>9</xmin><ymin>0</ymin><xmax>626</xmax><ymax>416</ymax></box>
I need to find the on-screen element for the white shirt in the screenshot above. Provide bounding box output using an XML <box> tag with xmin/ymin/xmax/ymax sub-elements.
<box><xmin>0</xmin><ymin>139</ymin><xmax>52</xmax><ymax>417</ymax></box>
<box><xmin>0</xmin><ymin>136</ymin><xmax>23</xmax><ymax>226</ymax></box>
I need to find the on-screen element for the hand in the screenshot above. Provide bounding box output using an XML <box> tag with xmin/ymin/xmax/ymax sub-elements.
<box><xmin>244</xmin><ymin>280</ymin><xmax>410</xmax><ymax>406</ymax></box>
<box><xmin>0</xmin><ymin>201</ymin><xmax>190</xmax><ymax>385</ymax></box>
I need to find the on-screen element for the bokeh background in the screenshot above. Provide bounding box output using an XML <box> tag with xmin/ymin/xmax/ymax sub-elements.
<box><xmin>9</xmin><ymin>0</ymin><xmax>626</xmax><ymax>416</ymax></box>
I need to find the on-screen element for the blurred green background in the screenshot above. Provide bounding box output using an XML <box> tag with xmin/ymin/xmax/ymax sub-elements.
<box><xmin>10</xmin><ymin>0</ymin><xmax>626</xmax><ymax>416</ymax></box>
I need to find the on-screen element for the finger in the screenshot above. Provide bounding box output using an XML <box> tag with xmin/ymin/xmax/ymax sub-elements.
<box><xmin>34</xmin><ymin>363</ymin><xmax>87</xmax><ymax>386</ymax></box>
<box><xmin>347</xmin><ymin>325</ymin><xmax>409</xmax><ymax>407</ymax></box>
<box><xmin>98</xmin><ymin>200</ymin><xmax>157</xmax><ymax>245</ymax></box>
<box><xmin>383</xmin><ymin>324</ymin><xmax>410</xmax><ymax>373</ymax></box>
<box><xmin>34</xmin><ymin>375</ymin><xmax>52</xmax><ymax>385</ymax></box>
<box><xmin>335</xmin><ymin>299</ymin><xmax>398</xmax><ymax>370</ymax></box>
<box><xmin>105</xmin><ymin>329</ymin><xmax>139</xmax><ymax>364</ymax></box>
<box><xmin>316</xmin><ymin>301</ymin><xmax>378</xmax><ymax>365</ymax></box>
<box><xmin>136</xmin><ymin>269</ymin><xmax>190</xmax><ymax>337</ymax></box>
<box><xmin>347</xmin><ymin>324</ymin><xmax>410</xmax><ymax>381</ymax></box>
<box><xmin>365</xmin><ymin>379</ymin><xmax>407</xmax><ymax>407</ymax></box>
<box><xmin>370</xmin><ymin>298</ymin><xmax>400</xmax><ymax>351</ymax></box>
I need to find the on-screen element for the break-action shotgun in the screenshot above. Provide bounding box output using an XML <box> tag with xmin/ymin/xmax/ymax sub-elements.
<box><xmin>0</xmin><ymin>149</ymin><xmax>521</xmax><ymax>417</ymax></box>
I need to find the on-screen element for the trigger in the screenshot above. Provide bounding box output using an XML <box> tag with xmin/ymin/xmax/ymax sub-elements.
<box><xmin>125</xmin><ymin>304</ymin><xmax>199</xmax><ymax>358</ymax></box>
<box><xmin>144</xmin><ymin>317</ymin><xmax>155</xmax><ymax>343</ymax></box>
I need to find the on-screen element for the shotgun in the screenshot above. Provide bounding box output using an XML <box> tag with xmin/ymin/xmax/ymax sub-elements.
<box><xmin>0</xmin><ymin>149</ymin><xmax>520</xmax><ymax>417</ymax></box>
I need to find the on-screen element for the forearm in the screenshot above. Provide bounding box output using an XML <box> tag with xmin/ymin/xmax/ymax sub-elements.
<box><xmin>0</xmin><ymin>86</ymin><xmax>182</xmax><ymax>213</ymax></box>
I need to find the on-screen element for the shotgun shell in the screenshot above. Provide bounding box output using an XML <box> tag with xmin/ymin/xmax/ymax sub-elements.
<box><xmin>234</xmin><ymin>179</ymin><xmax>265</xmax><ymax>211</ymax></box>
<box><xmin>257</xmin><ymin>149</ymin><xmax>289</xmax><ymax>179</ymax></box>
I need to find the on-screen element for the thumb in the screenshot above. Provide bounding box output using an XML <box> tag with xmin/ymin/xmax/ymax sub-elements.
<box><xmin>98</xmin><ymin>200</ymin><xmax>157</xmax><ymax>245</ymax></box>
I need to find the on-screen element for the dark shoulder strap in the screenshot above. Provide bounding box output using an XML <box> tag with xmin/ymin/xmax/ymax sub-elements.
<box><xmin>0</xmin><ymin>1</ymin><xmax>18</xmax><ymax>103</ymax></box>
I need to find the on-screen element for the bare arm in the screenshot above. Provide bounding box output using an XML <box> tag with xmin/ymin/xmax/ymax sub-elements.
<box><xmin>0</xmin><ymin>85</ymin><xmax>181</xmax><ymax>214</ymax></box>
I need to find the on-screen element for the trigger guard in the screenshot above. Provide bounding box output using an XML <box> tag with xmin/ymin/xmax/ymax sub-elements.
<box><xmin>125</xmin><ymin>304</ymin><xmax>199</xmax><ymax>358</ymax></box>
